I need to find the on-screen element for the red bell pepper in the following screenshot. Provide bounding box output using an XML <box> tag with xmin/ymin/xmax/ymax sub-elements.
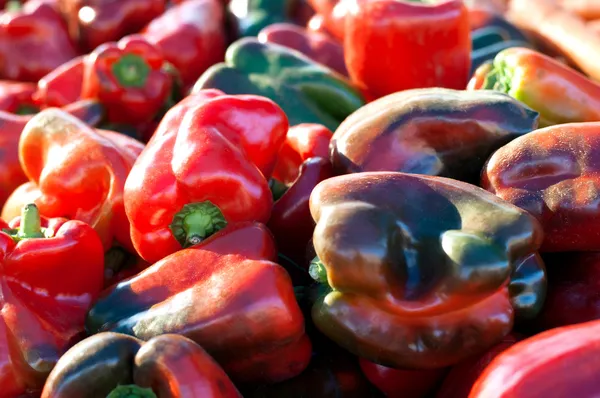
<box><xmin>0</xmin><ymin>203</ymin><xmax>104</xmax><ymax>397</ymax></box>
<box><xmin>306</xmin><ymin>0</ymin><xmax>347</xmax><ymax>41</ymax></box>
<box><xmin>34</xmin><ymin>55</ymin><xmax>85</xmax><ymax>108</ymax></box>
<box><xmin>1</xmin><ymin>108</ymin><xmax>144</xmax><ymax>253</ymax></box>
<box><xmin>86</xmin><ymin>222</ymin><xmax>311</xmax><ymax>384</ymax></box>
<box><xmin>470</xmin><ymin>320</ymin><xmax>600</xmax><ymax>397</ymax></box>
<box><xmin>359</xmin><ymin>359</ymin><xmax>448</xmax><ymax>398</ymax></box>
<box><xmin>57</xmin><ymin>0</ymin><xmax>165</xmax><ymax>53</ymax></box>
<box><xmin>142</xmin><ymin>0</ymin><xmax>227</xmax><ymax>89</ymax></box>
<box><xmin>0</xmin><ymin>99</ymin><xmax>104</xmax><ymax>209</ymax></box>
<box><xmin>125</xmin><ymin>89</ymin><xmax>287</xmax><ymax>264</ymax></box>
<box><xmin>0</xmin><ymin>80</ymin><xmax>37</xmax><ymax>114</ymax></box>
<box><xmin>81</xmin><ymin>35</ymin><xmax>173</xmax><ymax>125</ymax></box>
<box><xmin>0</xmin><ymin>0</ymin><xmax>78</xmax><ymax>82</ymax></box>
<box><xmin>345</xmin><ymin>0</ymin><xmax>471</xmax><ymax>99</ymax></box>
<box><xmin>258</xmin><ymin>23</ymin><xmax>348</xmax><ymax>77</ymax></box>
<box><xmin>272</xmin><ymin>123</ymin><xmax>333</xmax><ymax>185</ymax></box>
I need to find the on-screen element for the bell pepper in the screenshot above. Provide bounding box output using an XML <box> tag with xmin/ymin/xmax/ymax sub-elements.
<box><xmin>195</xmin><ymin>38</ymin><xmax>365</xmax><ymax>132</ymax></box>
<box><xmin>0</xmin><ymin>80</ymin><xmax>36</xmax><ymax>114</ymax></box>
<box><xmin>435</xmin><ymin>334</ymin><xmax>519</xmax><ymax>398</ymax></box>
<box><xmin>273</xmin><ymin>123</ymin><xmax>333</xmax><ymax>185</ymax></box>
<box><xmin>470</xmin><ymin>40</ymin><xmax>533</xmax><ymax>75</ymax></box>
<box><xmin>34</xmin><ymin>55</ymin><xmax>85</xmax><ymax>108</ymax></box>
<box><xmin>467</xmin><ymin>61</ymin><xmax>493</xmax><ymax>90</ymax></box>
<box><xmin>0</xmin><ymin>0</ymin><xmax>78</xmax><ymax>82</ymax></box>
<box><xmin>306</xmin><ymin>0</ymin><xmax>346</xmax><ymax>41</ymax></box>
<box><xmin>268</xmin><ymin>157</ymin><xmax>334</xmax><ymax>273</ymax></box>
<box><xmin>86</xmin><ymin>222</ymin><xmax>311</xmax><ymax>384</ymax></box>
<box><xmin>57</xmin><ymin>0</ymin><xmax>165</xmax><ymax>53</ymax></box>
<box><xmin>0</xmin><ymin>99</ymin><xmax>104</xmax><ymax>209</ymax></box>
<box><xmin>470</xmin><ymin>320</ymin><xmax>600</xmax><ymax>397</ymax></box>
<box><xmin>142</xmin><ymin>0</ymin><xmax>226</xmax><ymax>89</ymax></box>
<box><xmin>344</xmin><ymin>0</ymin><xmax>471</xmax><ymax>100</ymax></box>
<box><xmin>230</xmin><ymin>0</ymin><xmax>298</xmax><ymax>37</ymax></box>
<box><xmin>81</xmin><ymin>35</ymin><xmax>173</xmax><ymax>125</ymax></box>
<box><xmin>1</xmin><ymin>108</ymin><xmax>144</xmax><ymax>253</ymax></box>
<box><xmin>359</xmin><ymin>359</ymin><xmax>448</xmax><ymax>398</ymax></box>
<box><xmin>41</xmin><ymin>332</ymin><xmax>241</xmax><ymax>398</ymax></box>
<box><xmin>331</xmin><ymin>88</ymin><xmax>540</xmax><ymax>185</ymax></box>
<box><xmin>476</xmin><ymin>47</ymin><xmax>600</xmax><ymax>127</ymax></box>
<box><xmin>308</xmin><ymin>172</ymin><xmax>545</xmax><ymax>369</ymax></box>
<box><xmin>0</xmin><ymin>203</ymin><xmax>104</xmax><ymax>397</ymax></box>
<box><xmin>482</xmin><ymin>122</ymin><xmax>600</xmax><ymax>252</ymax></box>
<box><xmin>258</xmin><ymin>23</ymin><xmax>348</xmax><ymax>77</ymax></box>
<box><xmin>124</xmin><ymin>89</ymin><xmax>287</xmax><ymax>264</ymax></box>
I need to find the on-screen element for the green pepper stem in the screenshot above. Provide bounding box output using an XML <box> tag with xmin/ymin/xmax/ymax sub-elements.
<box><xmin>169</xmin><ymin>201</ymin><xmax>227</xmax><ymax>248</ymax></box>
<box><xmin>106</xmin><ymin>385</ymin><xmax>157</xmax><ymax>398</ymax></box>
<box><xmin>112</xmin><ymin>54</ymin><xmax>151</xmax><ymax>88</ymax></box>
<box><xmin>309</xmin><ymin>256</ymin><xmax>329</xmax><ymax>284</ymax></box>
<box><xmin>16</xmin><ymin>204</ymin><xmax>45</xmax><ymax>239</ymax></box>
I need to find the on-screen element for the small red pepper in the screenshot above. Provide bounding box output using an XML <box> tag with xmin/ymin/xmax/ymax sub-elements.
<box><xmin>125</xmin><ymin>89</ymin><xmax>287</xmax><ymax>264</ymax></box>
<box><xmin>345</xmin><ymin>0</ymin><xmax>471</xmax><ymax>99</ymax></box>
<box><xmin>81</xmin><ymin>35</ymin><xmax>173</xmax><ymax>125</ymax></box>
<box><xmin>34</xmin><ymin>55</ymin><xmax>85</xmax><ymax>108</ymax></box>
<box><xmin>0</xmin><ymin>203</ymin><xmax>104</xmax><ymax>396</ymax></box>
<box><xmin>142</xmin><ymin>0</ymin><xmax>227</xmax><ymax>89</ymax></box>
<box><xmin>0</xmin><ymin>80</ymin><xmax>37</xmax><ymax>114</ymax></box>
<box><xmin>272</xmin><ymin>123</ymin><xmax>333</xmax><ymax>185</ymax></box>
<box><xmin>0</xmin><ymin>0</ymin><xmax>78</xmax><ymax>82</ymax></box>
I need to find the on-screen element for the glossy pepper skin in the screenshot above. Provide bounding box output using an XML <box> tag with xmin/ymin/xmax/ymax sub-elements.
<box><xmin>470</xmin><ymin>320</ymin><xmax>600</xmax><ymax>398</ymax></box>
<box><xmin>124</xmin><ymin>89</ymin><xmax>287</xmax><ymax>264</ymax></box>
<box><xmin>273</xmin><ymin>123</ymin><xmax>333</xmax><ymax>185</ymax></box>
<box><xmin>57</xmin><ymin>0</ymin><xmax>165</xmax><ymax>53</ymax></box>
<box><xmin>309</xmin><ymin>172</ymin><xmax>545</xmax><ymax>369</ymax></box>
<box><xmin>359</xmin><ymin>359</ymin><xmax>448</xmax><ymax>398</ymax></box>
<box><xmin>86</xmin><ymin>222</ymin><xmax>311</xmax><ymax>384</ymax></box>
<box><xmin>1</xmin><ymin>108</ymin><xmax>144</xmax><ymax>252</ymax></box>
<box><xmin>143</xmin><ymin>0</ymin><xmax>226</xmax><ymax>89</ymax></box>
<box><xmin>0</xmin><ymin>204</ymin><xmax>104</xmax><ymax>397</ymax></box>
<box><xmin>331</xmin><ymin>88</ymin><xmax>540</xmax><ymax>185</ymax></box>
<box><xmin>482</xmin><ymin>122</ymin><xmax>600</xmax><ymax>252</ymax></box>
<box><xmin>268</xmin><ymin>157</ymin><xmax>334</xmax><ymax>271</ymax></box>
<box><xmin>0</xmin><ymin>99</ymin><xmax>104</xmax><ymax>209</ymax></box>
<box><xmin>81</xmin><ymin>35</ymin><xmax>173</xmax><ymax>125</ymax></box>
<box><xmin>194</xmin><ymin>38</ymin><xmax>365</xmax><ymax>132</ymax></box>
<box><xmin>345</xmin><ymin>0</ymin><xmax>471</xmax><ymax>100</ymax></box>
<box><xmin>41</xmin><ymin>333</ymin><xmax>241</xmax><ymax>398</ymax></box>
<box><xmin>0</xmin><ymin>81</ymin><xmax>36</xmax><ymax>114</ymax></box>
<box><xmin>306</xmin><ymin>0</ymin><xmax>346</xmax><ymax>41</ymax></box>
<box><xmin>34</xmin><ymin>55</ymin><xmax>85</xmax><ymax>108</ymax></box>
<box><xmin>258</xmin><ymin>23</ymin><xmax>347</xmax><ymax>78</ymax></box>
<box><xmin>476</xmin><ymin>47</ymin><xmax>600</xmax><ymax>127</ymax></box>
<box><xmin>0</xmin><ymin>1</ymin><xmax>78</xmax><ymax>82</ymax></box>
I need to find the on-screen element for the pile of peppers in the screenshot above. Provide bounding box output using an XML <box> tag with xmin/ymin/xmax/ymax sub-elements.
<box><xmin>2</xmin><ymin>0</ymin><xmax>600</xmax><ymax>397</ymax></box>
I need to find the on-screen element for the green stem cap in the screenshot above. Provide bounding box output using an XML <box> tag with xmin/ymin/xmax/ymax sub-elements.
<box><xmin>7</xmin><ymin>204</ymin><xmax>46</xmax><ymax>241</ymax></box>
<box><xmin>106</xmin><ymin>385</ymin><xmax>157</xmax><ymax>398</ymax></box>
<box><xmin>309</xmin><ymin>256</ymin><xmax>328</xmax><ymax>284</ymax></box>
<box><xmin>169</xmin><ymin>201</ymin><xmax>227</xmax><ymax>248</ymax></box>
<box><xmin>112</xmin><ymin>54</ymin><xmax>150</xmax><ymax>88</ymax></box>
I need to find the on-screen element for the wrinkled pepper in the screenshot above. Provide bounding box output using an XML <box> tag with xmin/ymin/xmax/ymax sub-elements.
<box><xmin>0</xmin><ymin>99</ymin><xmax>104</xmax><ymax>209</ymax></box>
<box><xmin>476</xmin><ymin>47</ymin><xmax>600</xmax><ymax>127</ymax></box>
<box><xmin>229</xmin><ymin>0</ymin><xmax>298</xmax><ymax>37</ymax></box>
<box><xmin>34</xmin><ymin>55</ymin><xmax>85</xmax><ymax>108</ymax></box>
<box><xmin>0</xmin><ymin>0</ymin><xmax>78</xmax><ymax>82</ymax></box>
<box><xmin>482</xmin><ymin>122</ymin><xmax>600</xmax><ymax>252</ymax></box>
<box><xmin>0</xmin><ymin>80</ymin><xmax>36</xmax><ymax>114</ymax></box>
<box><xmin>81</xmin><ymin>35</ymin><xmax>173</xmax><ymax>125</ymax></box>
<box><xmin>470</xmin><ymin>320</ymin><xmax>600</xmax><ymax>397</ymax></box>
<box><xmin>143</xmin><ymin>0</ymin><xmax>226</xmax><ymax>89</ymax></box>
<box><xmin>57</xmin><ymin>0</ymin><xmax>165</xmax><ymax>53</ymax></box>
<box><xmin>359</xmin><ymin>359</ymin><xmax>448</xmax><ymax>398</ymax></box>
<box><xmin>1</xmin><ymin>108</ymin><xmax>144</xmax><ymax>253</ymax></box>
<box><xmin>86</xmin><ymin>222</ymin><xmax>311</xmax><ymax>384</ymax></box>
<box><xmin>258</xmin><ymin>23</ymin><xmax>348</xmax><ymax>77</ymax></box>
<box><xmin>42</xmin><ymin>332</ymin><xmax>241</xmax><ymax>398</ymax></box>
<box><xmin>0</xmin><ymin>203</ymin><xmax>104</xmax><ymax>397</ymax></box>
<box><xmin>309</xmin><ymin>172</ymin><xmax>546</xmax><ymax>369</ymax></box>
<box><xmin>124</xmin><ymin>89</ymin><xmax>287</xmax><ymax>263</ymax></box>
<box><xmin>194</xmin><ymin>38</ymin><xmax>365</xmax><ymax>132</ymax></box>
<box><xmin>268</xmin><ymin>157</ymin><xmax>334</xmax><ymax>273</ymax></box>
<box><xmin>330</xmin><ymin>88</ymin><xmax>539</xmax><ymax>184</ymax></box>
<box><xmin>344</xmin><ymin>0</ymin><xmax>471</xmax><ymax>99</ymax></box>
<box><xmin>273</xmin><ymin>123</ymin><xmax>333</xmax><ymax>184</ymax></box>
